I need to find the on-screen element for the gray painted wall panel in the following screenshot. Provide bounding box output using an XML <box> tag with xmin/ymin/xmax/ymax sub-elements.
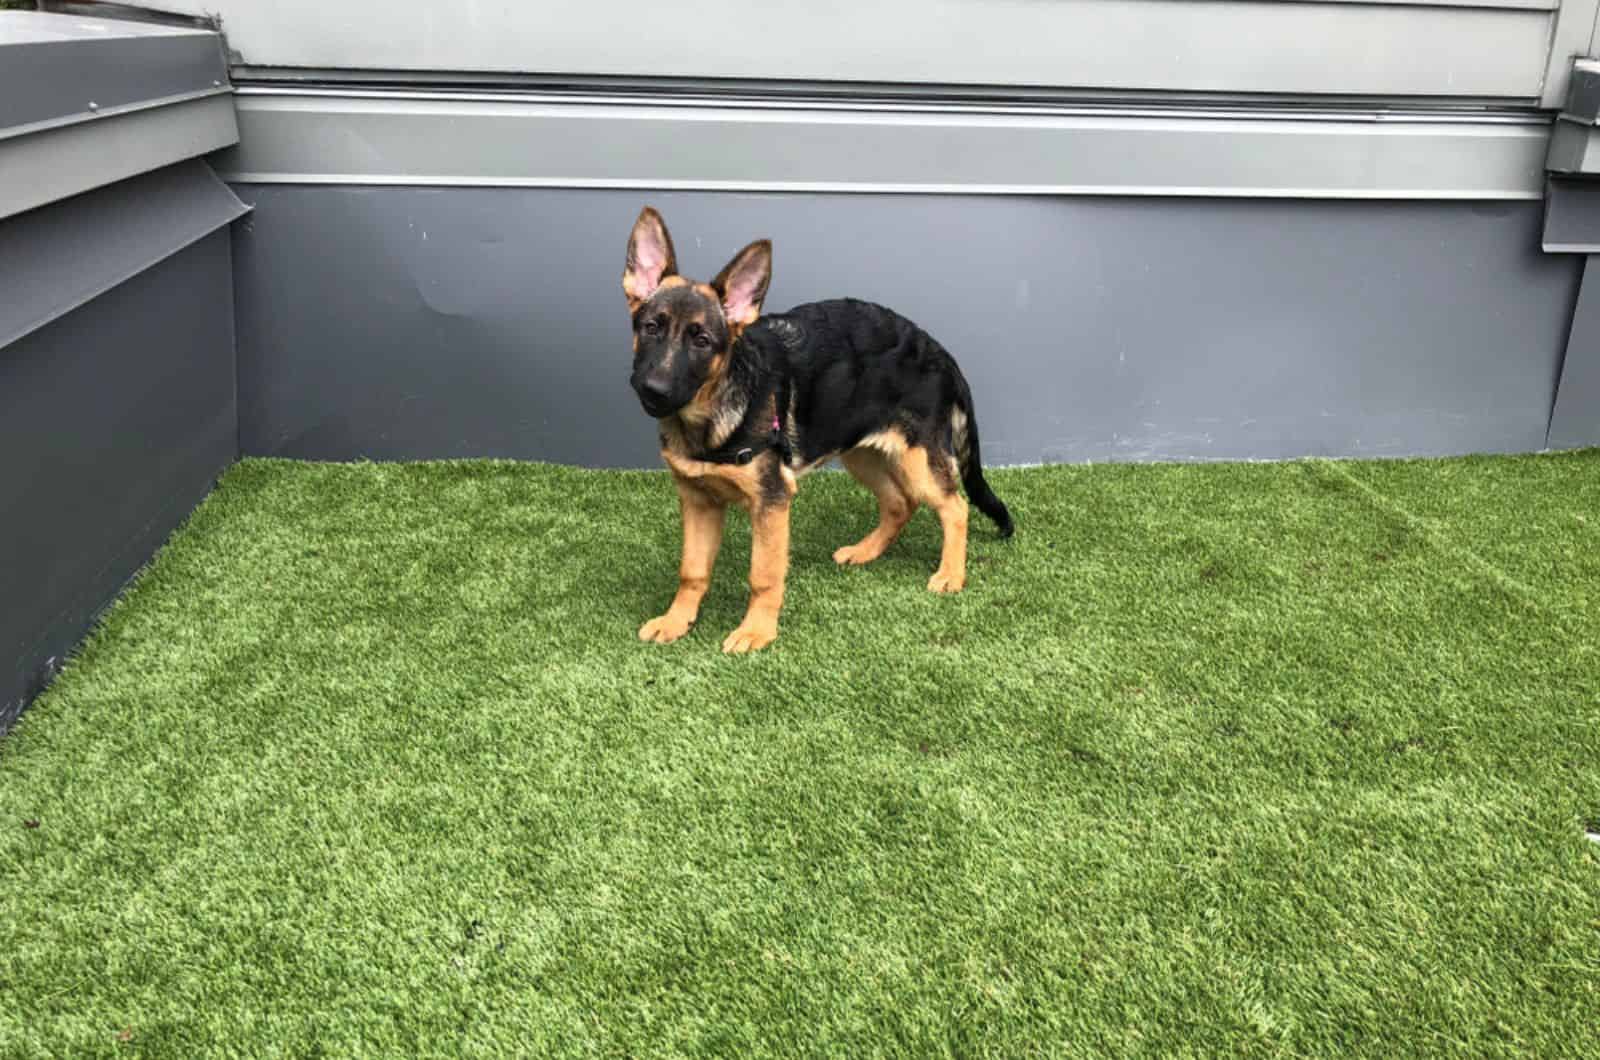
<box><xmin>231</xmin><ymin>186</ymin><xmax>1579</xmax><ymax>468</ymax></box>
<box><xmin>1548</xmin><ymin>256</ymin><xmax>1600</xmax><ymax>448</ymax></box>
<box><xmin>1</xmin><ymin>232</ymin><xmax>236</xmax><ymax>732</ymax></box>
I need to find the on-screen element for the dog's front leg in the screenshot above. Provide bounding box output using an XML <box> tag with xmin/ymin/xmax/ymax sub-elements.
<box><xmin>722</xmin><ymin>499</ymin><xmax>790</xmax><ymax>654</ymax></box>
<box><xmin>640</xmin><ymin>480</ymin><xmax>726</xmax><ymax>644</ymax></box>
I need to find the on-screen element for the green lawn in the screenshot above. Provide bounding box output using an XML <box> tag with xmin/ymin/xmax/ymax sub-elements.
<box><xmin>3</xmin><ymin>453</ymin><xmax>1598</xmax><ymax>1057</ymax></box>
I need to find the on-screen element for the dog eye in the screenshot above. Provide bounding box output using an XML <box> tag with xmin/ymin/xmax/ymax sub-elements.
<box><xmin>693</xmin><ymin>333</ymin><xmax>712</xmax><ymax>349</ymax></box>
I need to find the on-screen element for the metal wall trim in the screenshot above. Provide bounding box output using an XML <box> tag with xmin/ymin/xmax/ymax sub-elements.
<box><xmin>0</xmin><ymin>95</ymin><xmax>239</xmax><ymax>221</ymax></box>
<box><xmin>0</xmin><ymin>10</ymin><xmax>228</xmax><ymax>134</ymax></box>
<box><xmin>216</xmin><ymin>90</ymin><xmax>1550</xmax><ymax>200</ymax></box>
<box><xmin>222</xmin><ymin>69</ymin><xmax>1539</xmax><ymax>113</ymax></box>
<box><xmin>227</xmin><ymin>85</ymin><xmax>1552</xmax><ymax>120</ymax></box>
<box><xmin>0</xmin><ymin>85</ymin><xmax>232</xmax><ymax>144</ymax></box>
<box><xmin>0</xmin><ymin>160</ymin><xmax>249</xmax><ymax>351</ymax></box>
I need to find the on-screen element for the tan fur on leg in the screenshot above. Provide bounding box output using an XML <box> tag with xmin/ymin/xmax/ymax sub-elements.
<box><xmin>834</xmin><ymin>447</ymin><xmax>916</xmax><ymax>566</ymax></box>
<box><xmin>723</xmin><ymin>500</ymin><xmax>789</xmax><ymax>653</ymax></box>
<box><xmin>640</xmin><ymin>480</ymin><xmax>725</xmax><ymax>643</ymax></box>
<box><xmin>899</xmin><ymin>446</ymin><xmax>968</xmax><ymax>593</ymax></box>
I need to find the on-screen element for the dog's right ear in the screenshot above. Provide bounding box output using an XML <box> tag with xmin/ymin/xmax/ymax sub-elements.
<box><xmin>623</xmin><ymin>207</ymin><xmax>678</xmax><ymax>312</ymax></box>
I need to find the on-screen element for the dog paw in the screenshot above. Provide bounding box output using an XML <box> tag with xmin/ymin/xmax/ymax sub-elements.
<box><xmin>832</xmin><ymin>543</ymin><xmax>879</xmax><ymax>566</ymax></box>
<box><xmin>639</xmin><ymin>613</ymin><xmax>693</xmax><ymax>644</ymax></box>
<box><xmin>721</xmin><ymin>622</ymin><xmax>777</xmax><ymax>654</ymax></box>
<box><xmin>926</xmin><ymin>569</ymin><xmax>965</xmax><ymax>594</ymax></box>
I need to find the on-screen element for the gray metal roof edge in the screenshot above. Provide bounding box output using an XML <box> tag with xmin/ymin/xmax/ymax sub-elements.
<box><xmin>0</xmin><ymin>12</ymin><xmax>229</xmax><ymax>135</ymax></box>
<box><xmin>0</xmin><ymin>160</ymin><xmax>249</xmax><ymax>352</ymax></box>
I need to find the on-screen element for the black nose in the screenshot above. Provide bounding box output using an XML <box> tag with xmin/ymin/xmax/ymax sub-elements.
<box><xmin>640</xmin><ymin>375</ymin><xmax>672</xmax><ymax>403</ymax></box>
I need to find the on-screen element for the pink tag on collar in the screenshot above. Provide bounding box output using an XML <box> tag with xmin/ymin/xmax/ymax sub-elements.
<box><xmin>772</xmin><ymin>415</ymin><xmax>781</xmax><ymax>433</ymax></box>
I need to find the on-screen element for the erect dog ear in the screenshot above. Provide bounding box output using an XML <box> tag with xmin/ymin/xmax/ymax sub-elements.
<box><xmin>623</xmin><ymin>206</ymin><xmax>678</xmax><ymax>311</ymax></box>
<box><xmin>711</xmin><ymin>239</ymin><xmax>772</xmax><ymax>328</ymax></box>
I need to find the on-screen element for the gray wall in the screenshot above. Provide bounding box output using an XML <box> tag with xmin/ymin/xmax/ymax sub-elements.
<box><xmin>0</xmin><ymin>232</ymin><xmax>237</xmax><ymax>731</ymax></box>
<box><xmin>0</xmin><ymin>13</ymin><xmax>244</xmax><ymax>733</ymax></box>
<box><xmin>231</xmin><ymin>186</ymin><xmax>1580</xmax><ymax>467</ymax></box>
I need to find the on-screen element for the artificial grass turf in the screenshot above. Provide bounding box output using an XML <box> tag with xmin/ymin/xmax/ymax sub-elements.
<box><xmin>2</xmin><ymin>454</ymin><xmax>1598</xmax><ymax>1057</ymax></box>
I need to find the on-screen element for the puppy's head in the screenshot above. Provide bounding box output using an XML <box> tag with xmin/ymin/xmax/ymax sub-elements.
<box><xmin>622</xmin><ymin>207</ymin><xmax>771</xmax><ymax>420</ymax></box>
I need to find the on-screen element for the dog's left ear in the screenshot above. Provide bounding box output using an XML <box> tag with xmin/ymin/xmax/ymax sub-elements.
<box><xmin>711</xmin><ymin>239</ymin><xmax>772</xmax><ymax>327</ymax></box>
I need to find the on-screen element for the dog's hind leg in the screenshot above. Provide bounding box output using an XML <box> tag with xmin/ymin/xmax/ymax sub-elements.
<box><xmin>899</xmin><ymin>445</ymin><xmax>968</xmax><ymax>594</ymax></box>
<box><xmin>834</xmin><ymin>448</ymin><xmax>916</xmax><ymax>567</ymax></box>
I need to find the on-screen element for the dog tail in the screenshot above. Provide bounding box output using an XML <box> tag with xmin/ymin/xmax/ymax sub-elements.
<box><xmin>950</xmin><ymin>378</ymin><xmax>1014</xmax><ymax>539</ymax></box>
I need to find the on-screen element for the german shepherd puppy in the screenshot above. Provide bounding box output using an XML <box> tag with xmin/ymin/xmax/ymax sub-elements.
<box><xmin>623</xmin><ymin>207</ymin><xmax>1012</xmax><ymax>653</ymax></box>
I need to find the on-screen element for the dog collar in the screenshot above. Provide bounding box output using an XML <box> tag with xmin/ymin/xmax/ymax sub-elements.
<box><xmin>726</xmin><ymin>415</ymin><xmax>785</xmax><ymax>465</ymax></box>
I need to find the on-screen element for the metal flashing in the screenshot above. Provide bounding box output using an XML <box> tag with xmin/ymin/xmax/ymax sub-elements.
<box><xmin>1542</xmin><ymin>178</ymin><xmax>1600</xmax><ymax>250</ymax></box>
<box><xmin>1548</xmin><ymin>256</ymin><xmax>1600</xmax><ymax>447</ymax></box>
<box><xmin>0</xmin><ymin>11</ymin><xmax>227</xmax><ymax>134</ymax></box>
<box><xmin>218</xmin><ymin>89</ymin><xmax>1550</xmax><ymax>200</ymax></box>
<box><xmin>0</xmin><ymin>160</ymin><xmax>249</xmax><ymax>351</ymax></box>
<box><xmin>0</xmin><ymin>11</ymin><xmax>236</xmax><ymax>220</ymax></box>
<box><xmin>0</xmin><ymin>95</ymin><xmax>239</xmax><ymax>222</ymax></box>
